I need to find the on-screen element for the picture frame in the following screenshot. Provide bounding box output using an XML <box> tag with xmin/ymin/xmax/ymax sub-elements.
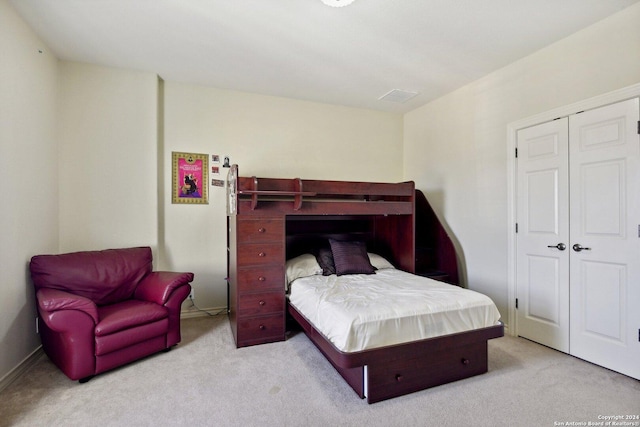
<box><xmin>172</xmin><ymin>152</ymin><xmax>208</xmax><ymax>204</ymax></box>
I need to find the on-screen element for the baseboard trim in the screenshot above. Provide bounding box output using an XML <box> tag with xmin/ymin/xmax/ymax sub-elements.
<box><xmin>180</xmin><ymin>305</ymin><xmax>228</xmax><ymax>319</ymax></box>
<box><xmin>0</xmin><ymin>346</ymin><xmax>45</xmax><ymax>394</ymax></box>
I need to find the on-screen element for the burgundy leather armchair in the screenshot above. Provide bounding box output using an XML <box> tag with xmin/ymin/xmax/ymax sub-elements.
<box><xmin>29</xmin><ymin>247</ymin><xmax>193</xmax><ymax>382</ymax></box>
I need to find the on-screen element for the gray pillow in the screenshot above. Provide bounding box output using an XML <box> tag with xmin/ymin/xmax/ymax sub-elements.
<box><xmin>315</xmin><ymin>247</ymin><xmax>336</xmax><ymax>276</ymax></box>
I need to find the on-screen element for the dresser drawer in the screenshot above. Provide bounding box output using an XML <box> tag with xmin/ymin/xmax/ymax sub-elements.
<box><xmin>237</xmin><ymin>218</ymin><xmax>283</xmax><ymax>243</ymax></box>
<box><xmin>236</xmin><ymin>314</ymin><xmax>285</xmax><ymax>346</ymax></box>
<box><xmin>237</xmin><ymin>265</ymin><xmax>284</xmax><ymax>292</ymax></box>
<box><xmin>237</xmin><ymin>242</ymin><xmax>283</xmax><ymax>266</ymax></box>
<box><xmin>238</xmin><ymin>292</ymin><xmax>284</xmax><ymax>316</ymax></box>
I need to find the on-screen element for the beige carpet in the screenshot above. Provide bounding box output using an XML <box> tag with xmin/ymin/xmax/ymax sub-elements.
<box><xmin>1</xmin><ymin>315</ymin><xmax>638</xmax><ymax>426</ymax></box>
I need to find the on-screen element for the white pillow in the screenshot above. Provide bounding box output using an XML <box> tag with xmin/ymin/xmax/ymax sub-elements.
<box><xmin>368</xmin><ymin>253</ymin><xmax>395</xmax><ymax>270</ymax></box>
<box><xmin>285</xmin><ymin>254</ymin><xmax>323</xmax><ymax>288</ymax></box>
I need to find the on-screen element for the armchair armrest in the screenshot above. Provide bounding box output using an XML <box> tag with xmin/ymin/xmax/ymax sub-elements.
<box><xmin>134</xmin><ymin>271</ymin><xmax>194</xmax><ymax>306</ymax></box>
<box><xmin>37</xmin><ymin>288</ymin><xmax>99</xmax><ymax>324</ymax></box>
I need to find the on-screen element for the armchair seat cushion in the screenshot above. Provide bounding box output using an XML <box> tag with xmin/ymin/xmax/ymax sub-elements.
<box><xmin>96</xmin><ymin>300</ymin><xmax>168</xmax><ymax>336</ymax></box>
<box><xmin>96</xmin><ymin>317</ymin><xmax>169</xmax><ymax>356</ymax></box>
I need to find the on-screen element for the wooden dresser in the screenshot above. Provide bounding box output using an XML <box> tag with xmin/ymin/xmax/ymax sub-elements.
<box><xmin>228</xmin><ymin>214</ymin><xmax>286</xmax><ymax>347</ymax></box>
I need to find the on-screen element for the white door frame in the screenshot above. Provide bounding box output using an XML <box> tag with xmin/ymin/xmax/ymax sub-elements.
<box><xmin>506</xmin><ymin>82</ymin><xmax>640</xmax><ymax>337</ymax></box>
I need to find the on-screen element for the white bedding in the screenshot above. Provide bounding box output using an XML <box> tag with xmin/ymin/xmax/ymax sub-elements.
<box><xmin>288</xmin><ymin>268</ymin><xmax>501</xmax><ymax>353</ymax></box>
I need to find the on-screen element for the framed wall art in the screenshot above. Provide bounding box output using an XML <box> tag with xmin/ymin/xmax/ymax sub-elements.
<box><xmin>172</xmin><ymin>152</ymin><xmax>208</xmax><ymax>204</ymax></box>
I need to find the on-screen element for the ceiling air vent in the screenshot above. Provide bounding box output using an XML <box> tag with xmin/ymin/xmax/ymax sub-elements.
<box><xmin>378</xmin><ymin>89</ymin><xmax>418</xmax><ymax>103</ymax></box>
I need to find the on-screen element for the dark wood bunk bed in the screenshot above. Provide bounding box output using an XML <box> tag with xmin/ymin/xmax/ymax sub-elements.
<box><xmin>226</xmin><ymin>165</ymin><xmax>504</xmax><ymax>403</ymax></box>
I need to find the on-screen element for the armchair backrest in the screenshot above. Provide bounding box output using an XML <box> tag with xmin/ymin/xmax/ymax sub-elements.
<box><xmin>30</xmin><ymin>247</ymin><xmax>153</xmax><ymax>306</ymax></box>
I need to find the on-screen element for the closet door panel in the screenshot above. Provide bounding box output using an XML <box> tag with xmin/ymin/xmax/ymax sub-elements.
<box><xmin>569</xmin><ymin>98</ymin><xmax>640</xmax><ymax>380</ymax></box>
<box><xmin>580</xmin><ymin>261</ymin><xmax>625</xmax><ymax>341</ymax></box>
<box><xmin>580</xmin><ymin>160</ymin><xmax>624</xmax><ymax>235</ymax></box>
<box><xmin>515</xmin><ymin>119</ymin><xmax>570</xmax><ymax>352</ymax></box>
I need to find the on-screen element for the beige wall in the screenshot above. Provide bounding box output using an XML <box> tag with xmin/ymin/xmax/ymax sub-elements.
<box><xmin>0</xmin><ymin>0</ymin><xmax>58</xmax><ymax>383</ymax></box>
<box><xmin>403</xmin><ymin>3</ymin><xmax>640</xmax><ymax>322</ymax></box>
<box><xmin>57</xmin><ymin>62</ymin><xmax>159</xmax><ymax>253</ymax></box>
<box><xmin>163</xmin><ymin>82</ymin><xmax>403</xmax><ymax>309</ymax></box>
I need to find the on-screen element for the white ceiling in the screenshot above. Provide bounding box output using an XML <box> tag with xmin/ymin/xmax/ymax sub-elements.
<box><xmin>10</xmin><ymin>0</ymin><xmax>640</xmax><ymax>113</ymax></box>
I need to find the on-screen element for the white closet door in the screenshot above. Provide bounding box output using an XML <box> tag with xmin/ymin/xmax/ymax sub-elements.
<box><xmin>516</xmin><ymin>118</ymin><xmax>570</xmax><ymax>352</ymax></box>
<box><xmin>569</xmin><ymin>98</ymin><xmax>640</xmax><ymax>380</ymax></box>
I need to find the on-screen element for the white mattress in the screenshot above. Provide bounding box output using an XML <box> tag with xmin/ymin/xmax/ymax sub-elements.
<box><xmin>288</xmin><ymin>268</ymin><xmax>501</xmax><ymax>353</ymax></box>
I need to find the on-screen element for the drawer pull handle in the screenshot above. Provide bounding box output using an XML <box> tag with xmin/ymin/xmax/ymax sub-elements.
<box><xmin>395</xmin><ymin>374</ymin><xmax>403</xmax><ymax>382</ymax></box>
<box><xmin>461</xmin><ymin>358</ymin><xmax>470</xmax><ymax>365</ymax></box>
<box><xmin>259</xmin><ymin>324</ymin><xmax>266</xmax><ymax>330</ymax></box>
<box><xmin>258</xmin><ymin>227</ymin><xmax>266</xmax><ymax>233</ymax></box>
<box><xmin>258</xmin><ymin>276</ymin><xmax>266</xmax><ymax>282</ymax></box>
<box><xmin>258</xmin><ymin>252</ymin><xmax>266</xmax><ymax>257</ymax></box>
<box><xmin>259</xmin><ymin>300</ymin><xmax>266</xmax><ymax>306</ymax></box>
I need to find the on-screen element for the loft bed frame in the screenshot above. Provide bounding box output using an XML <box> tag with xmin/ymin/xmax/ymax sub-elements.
<box><xmin>227</xmin><ymin>165</ymin><xmax>503</xmax><ymax>403</ymax></box>
<box><xmin>227</xmin><ymin>164</ymin><xmax>416</xmax><ymax>271</ymax></box>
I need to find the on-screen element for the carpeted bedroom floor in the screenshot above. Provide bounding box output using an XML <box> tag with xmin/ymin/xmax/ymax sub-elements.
<box><xmin>1</xmin><ymin>315</ymin><xmax>638</xmax><ymax>427</ymax></box>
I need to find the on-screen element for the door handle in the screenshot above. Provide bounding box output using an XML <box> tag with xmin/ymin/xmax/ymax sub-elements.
<box><xmin>572</xmin><ymin>243</ymin><xmax>591</xmax><ymax>252</ymax></box>
<box><xmin>547</xmin><ymin>243</ymin><xmax>566</xmax><ymax>251</ymax></box>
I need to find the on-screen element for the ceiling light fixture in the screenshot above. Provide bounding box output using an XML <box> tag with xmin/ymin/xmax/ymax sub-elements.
<box><xmin>321</xmin><ymin>0</ymin><xmax>356</xmax><ymax>7</ymax></box>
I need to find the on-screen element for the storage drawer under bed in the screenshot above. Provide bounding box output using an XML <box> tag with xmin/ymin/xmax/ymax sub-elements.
<box><xmin>364</xmin><ymin>341</ymin><xmax>488</xmax><ymax>403</ymax></box>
